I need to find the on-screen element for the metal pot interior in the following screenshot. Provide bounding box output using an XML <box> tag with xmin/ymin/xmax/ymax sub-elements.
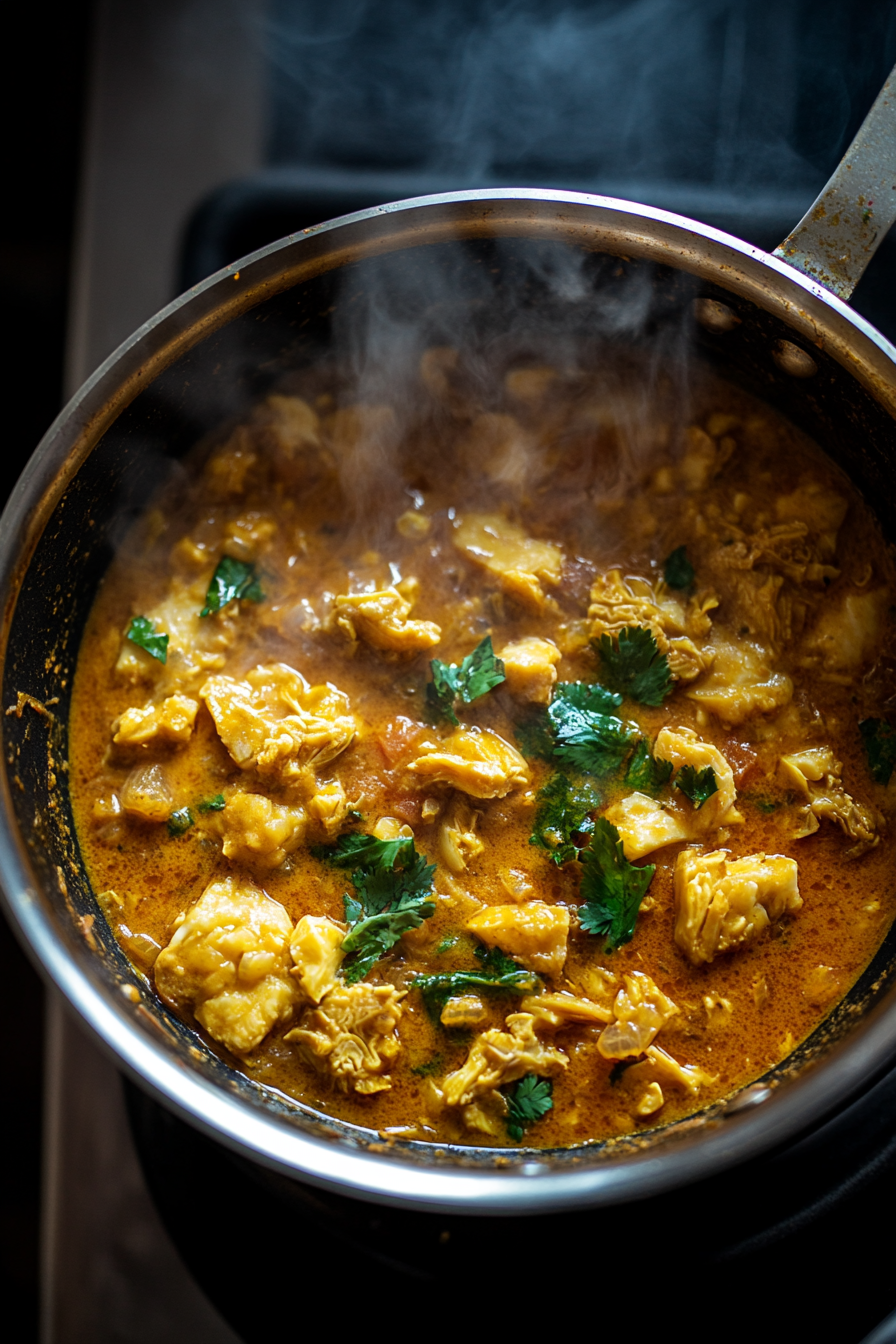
<box><xmin>6</xmin><ymin>209</ymin><xmax>896</xmax><ymax>1209</ymax></box>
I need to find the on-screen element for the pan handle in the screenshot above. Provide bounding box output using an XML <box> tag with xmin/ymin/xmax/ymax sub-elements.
<box><xmin>774</xmin><ymin>64</ymin><xmax>896</xmax><ymax>301</ymax></box>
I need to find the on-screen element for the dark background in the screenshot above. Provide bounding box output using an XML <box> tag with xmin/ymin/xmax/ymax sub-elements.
<box><xmin>6</xmin><ymin>2</ymin><xmax>896</xmax><ymax>1338</ymax></box>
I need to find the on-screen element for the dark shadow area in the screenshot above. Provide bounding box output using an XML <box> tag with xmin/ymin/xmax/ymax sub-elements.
<box><xmin>0</xmin><ymin>2</ymin><xmax>93</xmax><ymax>1336</ymax></box>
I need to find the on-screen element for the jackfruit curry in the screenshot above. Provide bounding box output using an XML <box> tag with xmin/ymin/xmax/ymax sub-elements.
<box><xmin>69</xmin><ymin>349</ymin><xmax>896</xmax><ymax>1147</ymax></box>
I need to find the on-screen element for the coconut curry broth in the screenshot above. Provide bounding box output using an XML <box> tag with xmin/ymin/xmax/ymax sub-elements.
<box><xmin>69</xmin><ymin>354</ymin><xmax>896</xmax><ymax>1147</ymax></box>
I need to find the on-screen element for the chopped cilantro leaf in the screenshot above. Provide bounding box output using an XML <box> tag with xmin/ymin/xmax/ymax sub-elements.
<box><xmin>578</xmin><ymin>818</ymin><xmax>655</xmax><ymax>949</ymax></box>
<box><xmin>664</xmin><ymin>545</ymin><xmax>695</xmax><ymax>590</ymax></box>
<box><xmin>548</xmin><ymin>684</ymin><xmax>638</xmax><ymax>774</ymax></box>
<box><xmin>197</xmin><ymin>793</ymin><xmax>225</xmax><ymax>813</ymax></box>
<box><xmin>675</xmin><ymin>764</ymin><xmax>718</xmax><ymax>809</ymax></box>
<box><xmin>530</xmin><ymin>772</ymin><xmax>600</xmax><ymax>865</ymax></box>
<box><xmin>413</xmin><ymin>943</ymin><xmax>540</xmax><ymax>1021</ymax></box>
<box><xmin>860</xmin><ymin>717</ymin><xmax>896</xmax><ymax>785</ymax></box>
<box><xmin>167</xmin><ymin>807</ymin><xmax>194</xmax><ymax>837</ymax></box>
<box><xmin>623</xmin><ymin>740</ymin><xmax>674</xmax><ymax>795</ymax></box>
<box><xmin>126</xmin><ymin>616</ymin><xmax>168</xmax><ymax>664</ymax></box>
<box><xmin>505</xmin><ymin>1074</ymin><xmax>553</xmax><ymax>1142</ymax></box>
<box><xmin>426</xmin><ymin>635</ymin><xmax>505</xmax><ymax>725</ymax></box>
<box><xmin>320</xmin><ymin>833</ymin><xmax>436</xmax><ymax>984</ymax></box>
<box><xmin>200</xmin><ymin>555</ymin><xmax>264</xmax><ymax>617</ymax></box>
<box><xmin>596</xmin><ymin>626</ymin><xmax>673</xmax><ymax>706</ymax></box>
<box><xmin>410</xmin><ymin>1055</ymin><xmax>444</xmax><ymax>1078</ymax></box>
<box><xmin>514</xmin><ymin>710</ymin><xmax>556</xmax><ymax>761</ymax></box>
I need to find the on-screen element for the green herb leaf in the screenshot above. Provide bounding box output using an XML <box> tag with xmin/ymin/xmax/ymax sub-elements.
<box><xmin>623</xmin><ymin>739</ymin><xmax>674</xmax><ymax>795</ymax></box>
<box><xmin>529</xmin><ymin>772</ymin><xmax>600</xmax><ymax>865</ymax></box>
<box><xmin>548</xmin><ymin>682</ymin><xmax>638</xmax><ymax>774</ymax></box>
<box><xmin>578</xmin><ymin>818</ymin><xmax>655</xmax><ymax>949</ymax></box>
<box><xmin>674</xmin><ymin>764</ymin><xmax>718</xmax><ymax>809</ymax></box>
<box><xmin>505</xmin><ymin>1074</ymin><xmax>553</xmax><ymax>1142</ymax></box>
<box><xmin>426</xmin><ymin>636</ymin><xmax>505</xmax><ymax>725</ymax></box>
<box><xmin>167</xmin><ymin>807</ymin><xmax>194</xmax><ymax>837</ymax></box>
<box><xmin>413</xmin><ymin>942</ymin><xmax>540</xmax><ymax>1022</ymax></box>
<box><xmin>514</xmin><ymin>711</ymin><xmax>556</xmax><ymax>761</ymax></box>
<box><xmin>326</xmin><ymin>835</ymin><xmax>437</xmax><ymax>984</ymax></box>
<box><xmin>410</xmin><ymin>1055</ymin><xmax>444</xmax><ymax>1078</ymax></box>
<box><xmin>126</xmin><ymin>615</ymin><xmax>168</xmax><ymax>664</ymax></box>
<box><xmin>197</xmin><ymin>793</ymin><xmax>226</xmax><ymax>813</ymax></box>
<box><xmin>860</xmin><ymin>717</ymin><xmax>896</xmax><ymax>785</ymax></box>
<box><xmin>664</xmin><ymin>545</ymin><xmax>695</xmax><ymax>590</ymax></box>
<box><xmin>596</xmin><ymin>626</ymin><xmax>673</xmax><ymax>706</ymax></box>
<box><xmin>200</xmin><ymin>555</ymin><xmax>264</xmax><ymax>617</ymax></box>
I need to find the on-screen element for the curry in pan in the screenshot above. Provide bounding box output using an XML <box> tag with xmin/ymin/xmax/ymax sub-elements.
<box><xmin>69</xmin><ymin>347</ymin><xmax>896</xmax><ymax>1147</ymax></box>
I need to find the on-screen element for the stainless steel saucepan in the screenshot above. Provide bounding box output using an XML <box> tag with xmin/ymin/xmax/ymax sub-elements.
<box><xmin>3</xmin><ymin>70</ymin><xmax>896</xmax><ymax>1215</ymax></box>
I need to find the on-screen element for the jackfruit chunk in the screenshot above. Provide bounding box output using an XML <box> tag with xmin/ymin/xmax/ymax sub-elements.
<box><xmin>520</xmin><ymin>991</ymin><xmax>612</xmax><ymax>1028</ymax></box>
<box><xmin>453</xmin><ymin>513</ymin><xmax>563</xmax><ymax>611</ymax></box>
<box><xmin>154</xmin><ymin>876</ymin><xmax>296</xmax><ymax>1054</ymax></box>
<box><xmin>211</xmin><ymin>792</ymin><xmax>307</xmax><ymax>869</ymax></box>
<box><xmin>674</xmin><ymin>848</ymin><xmax>801</xmax><ymax>966</ymax></box>
<box><xmin>588</xmin><ymin>568</ymin><xmax>716</xmax><ymax>682</ymax></box>
<box><xmin>439</xmin><ymin>797</ymin><xmax>484</xmax><ymax>872</ymax></box>
<box><xmin>333</xmin><ymin>586</ymin><xmax>441</xmax><ymax>655</ymax></box>
<box><xmin>779</xmin><ymin>747</ymin><xmax>879</xmax><ymax>856</ymax></box>
<box><xmin>442</xmin><ymin>1012</ymin><xmax>568</xmax><ymax>1110</ymax></box>
<box><xmin>113</xmin><ymin>694</ymin><xmax>199</xmax><ymax>749</ymax></box>
<box><xmin>409</xmin><ymin>726</ymin><xmax>530</xmax><ymax>799</ymax></box>
<box><xmin>114</xmin><ymin>575</ymin><xmax>233</xmax><ymax>690</ymax></box>
<box><xmin>306</xmin><ymin>779</ymin><xmax>352</xmax><ymax>839</ymax></box>
<box><xmin>499</xmin><ymin>637</ymin><xmax>561</xmax><ymax>705</ymax></box>
<box><xmin>654</xmin><ymin>725</ymin><xmax>742</xmax><ymax>832</ymax></box>
<box><xmin>686</xmin><ymin>637</ymin><xmax>793</xmax><ymax>724</ymax></box>
<box><xmin>597</xmin><ymin>971</ymin><xmax>680</xmax><ymax>1059</ymax></box>
<box><xmin>285</xmin><ymin>981</ymin><xmax>405</xmax><ymax>1094</ymax></box>
<box><xmin>201</xmin><ymin>662</ymin><xmax>355</xmax><ymax>781</ymax></box>
<box><xmin>466</xmin><ymin>901</ymin><xmax>569</xmax><ymax>979</ymax></box>
<box><xmin>622</xmin><ymin>1044</ymin><xmax>717</xmax><ymax>1098</ymax></box>
<box><xmin>289</xmin><ymin>915</ymin><xmax>345</xmax><ymax>1005</ymax></box>
<box><xmin>603</xmin><ymin>792</ymin><xmax>689</xmax><ymax>860</ymax></box>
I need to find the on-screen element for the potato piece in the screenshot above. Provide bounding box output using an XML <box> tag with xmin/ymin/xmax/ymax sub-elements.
<box><xmin>113</xmin><ymin>694</ymin><xmax>199</xmax><ymax>748</ymax></box>
<box><xmin>154</xmin><ymin>876</ymin><xmax>296</xmax><ymax>1054</ymax></box>
<box><xmin>674</xmin><ymin>848</ymin><xmax>801</xmax><ymax>966</ymax></box>
<box><xmin>333</xmin><ymin>586</ymin><xmax>441</xmax><ymax>655</ymax></box>
<box><xmin>212</xmin><ymin>792</ymin><xmax>307</xmax><ymax>869</ymax></box>
<box><xmin>409</xmin><ymin>726</ymin><xmax>529</xmax><ymax>799</ymax></box>
<box><xmin>499</xmin><ymin>636</ymin><xmax>561</xmax><ymax>705</ymax></box>
<box><xmin>467</xmin><ymin>901</ymin><xmax>569</xmax><ymax>979</ymax></box>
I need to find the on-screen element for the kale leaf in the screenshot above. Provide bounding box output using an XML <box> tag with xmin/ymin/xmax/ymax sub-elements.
<box><xmin>529</xmin><ymin>772</ymin><xmax>600</xmax><ymax>865</ymax></box>
<box><xmin>675</xmin><ymin>764</ymin><xmax>718</xmax><ymax>809</ymax></box>
<box><xmin>860</xmin><ymin>717</ymin><xmax>896</xmax><ymax>785</ymax></box>
<box><xmin>623</xmin><ymin>739</ymin><xmax>674</xmax><ymax>795</ymax></box>
<box><xmin>664</xmin><ymin>545</ymin><xmax>695</xmax><ymax>590</ymax></box>
<box><xmin>318</xmin><ymin>833</ymin><xmax>437</xmax><ymax>984</ymax></box>
<box><xmin>126</xmin><ymin>615</ymin><xmax>168</xmax><ymax>664</ymax></box>
<box><xmin>505</xmin><ymin>1074</ymin><xmax>554</xmax><ymax>1142</ymax></box>
<box><xmin>413</xmin><ymin>943</ymin><xmax>540</xmax><ymax>1021</ymax></box>
<box><xmin>197</xmin><ymin>793</ymin><xmax>226</xmax><ymax>813</ymax></box>
<box><xmin>595</xmin><ymin>626</ymin><xmax>673</xmax><ymax>706</ymax></box>
<box><xmin>200</xmin><ymin>555</ymin><xmax>264</xmax><ymax>617</ymax></box>
<box><xmin>578</xmin><ymin>818</ymin><xmax>656</xmax><ymax>949</ymax></box>
<box><xmin>167</xmin><ymin>807</ymin><xmax>194</xmax><ymax>837</ymax></box>
<box><xmin>426</xmin><ymin>635</ymin><xmax>505</xmax><ymax>725</ymax></box>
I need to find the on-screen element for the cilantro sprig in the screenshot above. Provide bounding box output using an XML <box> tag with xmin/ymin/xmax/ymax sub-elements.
<box><xmin>197</xmin><ymin>794</ymin><xmax>226</xmax><ymax>813</ymax></box>
<box><xmin>505</xmin><ymin>1074</ymin><xmax>553</xmax><ymax>1142</ymax></box>
<box><xmin>578</xmin><ymin>818</ymin><xmax>656</xmax><ymax>950</ymax></box>
<box><xmin>623</xmin><ymin>739</ymin><xmax>674</xmax><ymax>795</ymax></box>
<box><xmin>167</xmin><ymin>807</ymin><xmax>194</xmax><ymax>837</ymax></box>
<box><xmin>317</xmin><ymin>833</ymin><xmax>436</xmax><ymax>984</ymax></box>
<box><xmin>860</xmin><ymin>718</ymin><xmax>896</xmax><ymax>785</ymax></box>
<box><xmin>200</xmin><ymin>556</ymin><xmax>264</xmax><ymax>617</ymax></box>
<box><xmin>426</xmin><ymin>636</ymin><xmax>505</xmax><ymax>725</ymax></box>
<box><xmin>529</xmin><ymin>772</ymin><xmax>600</xmax><ymax>865</ymax></box>
<box><xmin>664</xmin><ymin>546</ymin><xmax>695</xmax><ymax>590</ymax></box>
<box><xmin>413</xmin><ymin>944</ymin><xmax>540</xmax><ymax>1021</ymax></box>
<box><xmin>516</xmin><ymin>681</ymin><xmax>638</xmax><ymax>777</ymax></box>
<box><xmin>126</xmin><ymin>616</ymin><xmax>168</xmax><ymax>664</ymax></box>
<box><xmin>675</xmin><ymin>764</ymin><xmax>718</xmax><ymax>809</ymax></box>
<box><xmin>595</xmin><ymin>626</ymin><xmax>673</xmax><ymax>706</ymax></box>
